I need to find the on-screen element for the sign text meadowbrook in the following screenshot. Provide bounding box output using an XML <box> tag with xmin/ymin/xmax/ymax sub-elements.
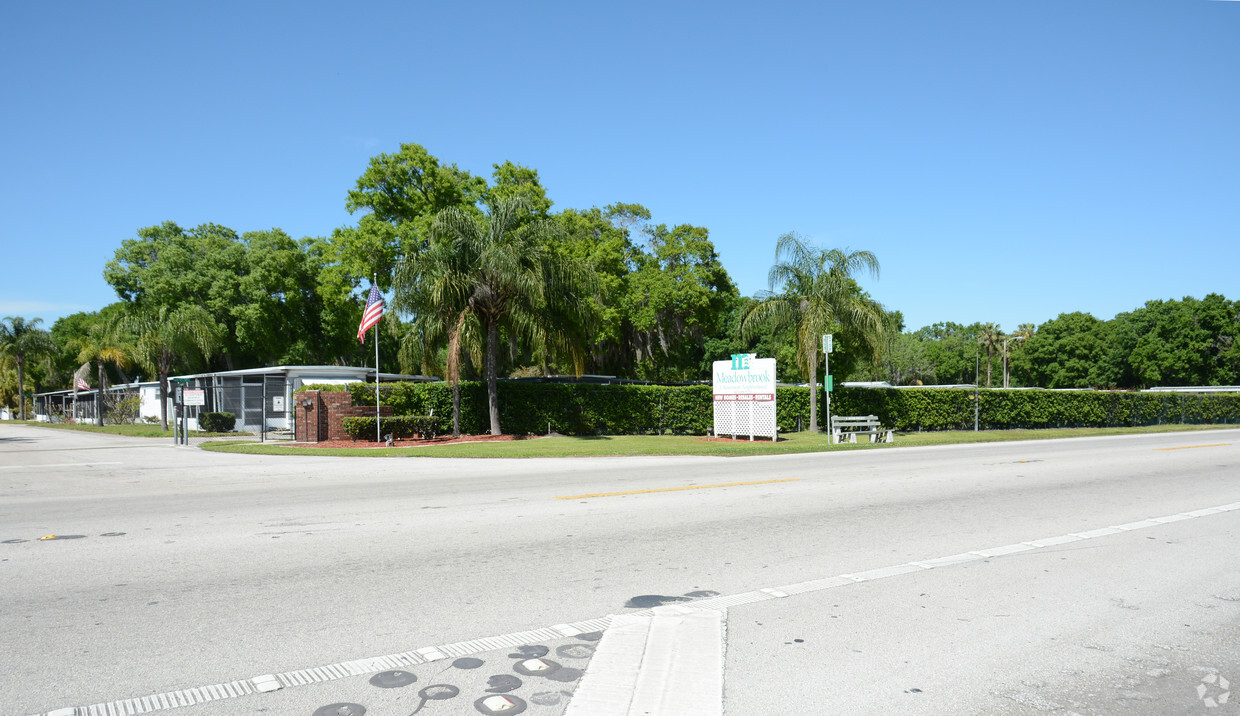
<box><xmin>715</xmin><ymin>353</ymin><xmax>774</xmax><ymax>383</ymax></box>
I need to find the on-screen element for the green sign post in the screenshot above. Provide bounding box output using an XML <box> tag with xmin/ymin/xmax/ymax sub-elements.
<box><xmin>822</xmin><ymin>334</ymin><xmax>833</xmax><ymax>435</ymax></box>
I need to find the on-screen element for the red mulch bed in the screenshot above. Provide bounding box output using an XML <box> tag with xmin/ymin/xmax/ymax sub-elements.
<box><xmin>295</xmin><ymin>434</ymin><xmax>538</xmax><ymax>449</ymax></box>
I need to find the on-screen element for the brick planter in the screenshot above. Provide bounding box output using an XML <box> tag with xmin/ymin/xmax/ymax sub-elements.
<box><xmin>294</xmin><ymin>390</ymin><xmax>393</xmax><ymax>442</ymax></box>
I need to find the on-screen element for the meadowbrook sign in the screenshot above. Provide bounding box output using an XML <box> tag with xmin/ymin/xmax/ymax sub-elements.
<box><xmin>712</xmin><ymin>353</ymin><xmax>777</xmax><ymax>440</ymax></box>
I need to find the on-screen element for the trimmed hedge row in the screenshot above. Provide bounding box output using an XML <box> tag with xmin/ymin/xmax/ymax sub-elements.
<box><xmin>341</xmin><ymin>415</ymin><xmax>438</xmax><ymax>441</ymax></box>
<box><xmin>333</xmin><ymin>381</ymin><xmax>1240</xmax><ymax>435</ymax></box>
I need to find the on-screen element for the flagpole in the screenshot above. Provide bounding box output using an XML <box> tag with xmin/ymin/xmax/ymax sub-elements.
<box><xmin>374</xmin><ymin>273</ymin><xmax>381</xmax><ymax>445</ymax></box>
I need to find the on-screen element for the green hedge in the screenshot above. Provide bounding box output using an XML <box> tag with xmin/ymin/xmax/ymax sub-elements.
<box><xmin>342</xmin><ymin>415</ymin><xmax>438</xmax><ymax>441</ymax></box>
<box><xmin>296</xmin><ymin>383</ymin><xmax>363</xmax><ymax>393</ymax></box>
<box><xmin>198</xmin><ymin>411</ymin><xmax>236</xmax><ymax>432</ymax></box>
<box><xmin>334</xmin><ymin>381</ymin><xmax>1240</xmax><ymax>435</ymax></box>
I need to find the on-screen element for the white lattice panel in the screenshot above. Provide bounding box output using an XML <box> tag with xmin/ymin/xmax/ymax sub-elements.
<box><xmin>713</xmin><ymin>397</ymin><xmax>777</xmax><ymax>438</ymax></box>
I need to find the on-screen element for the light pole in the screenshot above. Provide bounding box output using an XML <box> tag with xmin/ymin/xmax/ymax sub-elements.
<box><xmin>1002</xmin><ymin>335</ymin><xmax>1026</xmax><ymax>389</ymax></box>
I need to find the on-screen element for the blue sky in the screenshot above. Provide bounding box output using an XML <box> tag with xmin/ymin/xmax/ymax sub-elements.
<box><xmin>2</xmin><ymin>0</ymin><xmax>1236</xmax><ymax>335</ymax></box>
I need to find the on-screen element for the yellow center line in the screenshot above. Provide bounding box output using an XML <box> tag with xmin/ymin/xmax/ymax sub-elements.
<box><xmin>1155</xmin><ymin>443</ymin><xmax>1232</xmax><ymax>451</ymax></box>
<box><xmin>555</xmin><ymin>478</ymin><xmax>801</xmax><ymax>500</ymax></box>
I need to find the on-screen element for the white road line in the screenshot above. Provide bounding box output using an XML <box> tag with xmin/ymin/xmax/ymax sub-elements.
<box><xmin>0</xmin><ymin>462</ymin><xmax>123</xmax><ymax>470</ymax></box>
<box><xmin>30</xmin><ymin>498</ymin><xmax>1240</xmax><ymax>716</ymax></box>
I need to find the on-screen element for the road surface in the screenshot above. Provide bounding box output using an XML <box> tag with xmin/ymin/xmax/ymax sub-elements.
<box><xmin>2</xmin><ymin>425</ymin><xmax>1237</xmax><ymax>714</ymax></box>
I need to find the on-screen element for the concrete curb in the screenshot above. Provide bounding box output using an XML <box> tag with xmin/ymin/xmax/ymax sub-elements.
<box><xmin>566</xmin><ymin>606</ymin><xmax>724</xmax><ymax>716</ymax></box>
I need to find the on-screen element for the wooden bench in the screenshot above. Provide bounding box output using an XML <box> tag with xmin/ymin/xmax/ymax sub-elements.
<box><xmin>831</xmin><ymin>415</ymin><xmax>894</xmax><ymax>444</ymax></box>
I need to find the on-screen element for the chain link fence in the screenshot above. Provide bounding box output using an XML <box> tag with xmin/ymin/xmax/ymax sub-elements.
<box><xmin>173</xmin><ymin>374</ymin><xmax>294</xmax><ymax>447</ymax></box>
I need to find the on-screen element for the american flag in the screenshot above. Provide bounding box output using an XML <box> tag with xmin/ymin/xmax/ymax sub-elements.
<box><xmin>75</xmin><ymin>376</ymin><xmax>89</xmax><ymax>391</ymax></box>
<box><xmin>357</xmin><ymin>284</ymin><xmax>385</xmax><ymax>343</ymax></box>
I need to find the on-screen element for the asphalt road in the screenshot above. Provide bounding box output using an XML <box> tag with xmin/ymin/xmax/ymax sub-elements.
<box><xmin>1</xmin><ymin>425</ymin><xmax>1238</xmax><ymax>715</ymax></box>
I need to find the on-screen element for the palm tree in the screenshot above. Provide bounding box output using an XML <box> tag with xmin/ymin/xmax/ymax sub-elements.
<box><xmin>739</xmin><ymin>233</ymin><xmax>887</xmax><ymax>433</ymax></box>
<box><xmin>70</xmin><ymin>317</ymin><xmax>134</xmax><ymax>426</ymax></box>
<box><xmin>394</xmin><ymin>197</ymin><xmax>597</xmax><ymax>435</ymax></box>
<box><xmin>122</xmin><ymin>305</ymin><xmax>221</xmax><ymax>430</ymax></box>
<box><xmin>0</xmin><ymin>316</ymin><xmax>57</xmax><ymax>421</ymax></box>
<box><xmin>977</xmin><ymin>323</ymin><xmax>1003</xmax><ymax>388</ymax></box>
<box><xmin>0</xmin><ymin>353</ymin><xmax>20</xmax><ymax>416</ymax></box>
<box><xmin>395</xmin><ymin>233</ymin><xmax>483</xmax><ymax>438</ymax></box>
<box><xmin>1003</xmin><ymin>323</ymin><xmax>1036</xmax><ymax>388</ymax></box>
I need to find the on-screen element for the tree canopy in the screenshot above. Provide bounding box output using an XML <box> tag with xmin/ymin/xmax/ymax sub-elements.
<box><xmin>740</xmin><ymin>234</ymin><xmax>890</xmax><ymax>432</ymax></box>
<box><xmin>9</xmin><ymin>140</ymin><xmax>1233</xmax><ymax>430</ymax></box>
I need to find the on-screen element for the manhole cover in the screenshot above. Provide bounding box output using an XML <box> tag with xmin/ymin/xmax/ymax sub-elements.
<box><xmin>313</xmin><ymin>704</ymin><xmax>365</xmax><ymax>716</ymax></box>
<box><xmin>369</xmin><ymin>670</ymin><xmax>417</xmax><ymax>688</ymax></box>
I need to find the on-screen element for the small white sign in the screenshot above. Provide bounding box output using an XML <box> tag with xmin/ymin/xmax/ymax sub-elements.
<box><xmin>272</xmin><ymin>396</ymin><xmax>285</xmax><ymax>412</ymax></box>
<box><xmin>183</xmin><ymin>389</ymin><xmax>205</xmax><ymax>406</ymax></box>
<box><xmin>823</xmin><ymin>334</ymin><xmax>833</xmax><ymax>354</ymax></box>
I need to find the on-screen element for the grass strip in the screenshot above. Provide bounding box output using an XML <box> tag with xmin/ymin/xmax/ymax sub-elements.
<box><xmin>197</xmin><ymin>423</ymin><xmax>1235</xmax><ymax>459</ymax></box>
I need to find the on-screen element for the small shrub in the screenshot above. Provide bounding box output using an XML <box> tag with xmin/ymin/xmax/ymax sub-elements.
<box><xmin>198</xmin><ymin>411</ymin><xmax>236</xmax><ymax>432</ymax></box>
<box><xmin>104</xmin><ymin>395</ymin><xmax>142</xmax><ymax>425</ymax></box>
<box><xmin>342</xmin><ymin>415</ymin><xmax>438</xmax><ymax>441</ymax></box>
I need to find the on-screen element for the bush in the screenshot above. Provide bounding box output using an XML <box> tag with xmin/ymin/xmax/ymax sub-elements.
<box><xmin>342</xmin><ymin>415</ymin><xmax>438</xmax><ymax>441</ymax></box>
<box><xmin>331</xmin><ymin>380</ymin><xmax>1240</xmax><ymax>436</ymax></box>
<box><xmin>296</xmin><ymin>383</ymin><xmax>360</xmax><ymax>393</ymax></box>
<box><xmin>198</xmin><ymin>411</ymin><xmax>236</xmax><ymax>433</ymax></box>
<box><xmin>105</xmin><ymin>396</ymin><xmax>142</xmax><ymax>425</ymax></box>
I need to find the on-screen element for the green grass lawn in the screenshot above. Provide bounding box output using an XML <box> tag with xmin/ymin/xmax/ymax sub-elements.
<box><xmin>197</xmin><ymin>423</ymin><xmax>1235</xmax><ymax>458</ymax></box>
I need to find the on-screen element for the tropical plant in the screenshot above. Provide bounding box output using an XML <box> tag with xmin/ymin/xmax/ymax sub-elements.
<box><xmin>1003</xmin><ymin>323</ymin><xmax>1035</xmax><ymax>387</ymax></box>
<box><xmin>122</xmin><ymin>304</ymin><xmax>221</xmax><ymax>430</ymax></box>
<box><xmin>976</xmin><ymin>323</ymin><xmax>1003</xmax><ymax>388</ymax></box>
<box><xmin>394</xmin><ymin>231</ymin><xmax>484</xmax><ymax>438</ymax></box>
<box><xmin>739</xmin><ymin>233</ymin><xmax>888</xmax><ymax>432</ymax></box>
<box><xmin>70</xmin><ymin>316</ymin><xmax>134</xmax><ymax>425</ymax></box>
<box><xmin>0</xmin><ymin>316</ymin><xmax>57</xmax><ymax>420</ymax></box>
<box><xmin>394</xmin><ymin>197</ymin><xmax>597</xmax><ymax>435</ymax></box>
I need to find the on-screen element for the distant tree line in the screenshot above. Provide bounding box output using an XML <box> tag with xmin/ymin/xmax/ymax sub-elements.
<box><xmin>3</xmin><ymin>142</ymin><xmax>1238</xmax><ymax>427</ymax></box>
<box><xmin>880</xmin><ymin>294</ymin><xmax>1240</xmax><ymax>389</ymax></box>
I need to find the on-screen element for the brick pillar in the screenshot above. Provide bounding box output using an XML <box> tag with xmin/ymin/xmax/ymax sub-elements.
<box><xmin>294</xmin><ymin>390</ymin><xmax>325</xmax><ymax>442</ymax></box>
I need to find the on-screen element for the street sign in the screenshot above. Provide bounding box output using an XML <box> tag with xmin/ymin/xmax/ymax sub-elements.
<box><xmin>822</xmin><ymin>334</ymin><xmax>833</xmax><ymax>354</ymax></box>
<box><xmin>827</xmin><ymin>375</ymin><xmax>833</xmax><ymax>392</ymax></box>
